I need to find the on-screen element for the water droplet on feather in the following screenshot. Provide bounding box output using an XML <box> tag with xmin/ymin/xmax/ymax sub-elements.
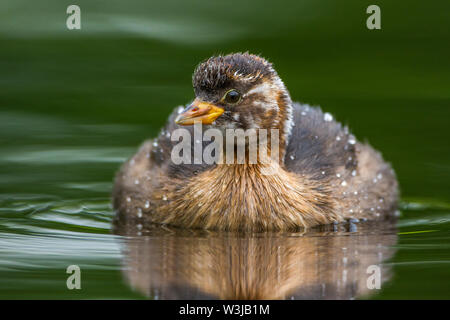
<box><xmin>324</xmin><ymin>113</ymin><xmax>333</xmax><ymax>122</ymax></box>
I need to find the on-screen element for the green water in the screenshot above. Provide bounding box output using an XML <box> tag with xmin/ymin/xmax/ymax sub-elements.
<box><xmin>0</xmin><ymin>0</ymin><xmax>449</xmax><ymax>299</ymax></box>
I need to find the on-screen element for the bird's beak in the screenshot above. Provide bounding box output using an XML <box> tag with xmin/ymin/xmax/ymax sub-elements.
<box><xmin>175</xmin><ymin>99</ymin><xmax>224</xmax><ymax>125</ymax></box>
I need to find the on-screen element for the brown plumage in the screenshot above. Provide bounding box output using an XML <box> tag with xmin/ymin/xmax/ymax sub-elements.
<box><xmin>112</xmin><ymin>52</ymin><xmax>398</xmax><ymax>231</ymax></box>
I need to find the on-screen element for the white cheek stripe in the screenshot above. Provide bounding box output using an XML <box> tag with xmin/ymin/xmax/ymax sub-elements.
<box><xmin>240</xmin><ymin>76</ymin><xmax>294</xmax><ymax>159</ymax></box>
<box><xmin>245</xmin><ymin>81</ymin><xmax>273</xmax><ymax>97</ymax></box>
<box><xmin>252</xmin><ymin>100</ymin><xmax>279</xmax><ymax>111</ymax></box>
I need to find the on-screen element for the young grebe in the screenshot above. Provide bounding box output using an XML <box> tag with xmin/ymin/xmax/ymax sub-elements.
<box><xmin>113</xmin><ymin>53</ymin><xmax>398</xmax><ymax>231</ymax></box>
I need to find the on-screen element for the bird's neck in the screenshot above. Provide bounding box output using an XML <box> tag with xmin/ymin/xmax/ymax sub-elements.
<box><xmin>163</xmin><ymin>160</ymin><xmax>336</xmax><ymax>231</ymax></box>
<box><xmin>221</xmin><ymin>79</ymin><xmax>293</xmax><ymax>165</ymax></box>
<box><xmin>220</xmin><ymin>132</ymin><xmax>285</xmax><ymax>166</ymax></box>
<box><xmin>273</xmin><ymin>83</ymin><xmax>293</xmax><ymax>162</ymax></box>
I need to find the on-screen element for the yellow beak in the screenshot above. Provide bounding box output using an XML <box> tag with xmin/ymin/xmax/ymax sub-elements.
<box><xmin>175</xmin><ymin>99</ymin><xmax>224</xmax><ymax>125</ymax></box>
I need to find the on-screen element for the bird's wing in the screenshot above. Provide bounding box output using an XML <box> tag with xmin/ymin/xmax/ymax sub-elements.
<box><xmin>284</xmin><ymin>103</ymin><xmax>357</xmax><ymax>179</ymax></box>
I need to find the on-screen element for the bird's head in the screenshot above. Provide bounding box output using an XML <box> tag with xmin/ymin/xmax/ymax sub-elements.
<box><xmin>175</xmin><ymin>53</ymin><xmax>293</xmax><ymax>139</ymax></box>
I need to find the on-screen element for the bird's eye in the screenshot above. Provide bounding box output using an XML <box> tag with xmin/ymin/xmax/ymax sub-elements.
<box><xmin>222</xmin><ymin>89</ymin><xmax>241</xmax><ymax>104</ymax></box>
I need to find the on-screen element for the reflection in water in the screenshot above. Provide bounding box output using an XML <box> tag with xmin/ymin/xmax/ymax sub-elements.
<box><xmin>114</xmin><ymin>220</ymin><xmax>397</xmax><ymax>299</ymax></box>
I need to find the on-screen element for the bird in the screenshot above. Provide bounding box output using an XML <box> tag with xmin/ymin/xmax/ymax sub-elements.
<box><xmin>112</xmin><ymin>52</ymin><xmax>398</xmax><ymax>232</ymax></box>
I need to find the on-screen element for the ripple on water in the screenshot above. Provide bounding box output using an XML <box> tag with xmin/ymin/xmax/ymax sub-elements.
<box><xmin>0</xmin><ymin>196</ymin><xmax>121</xmax><ymax>273</ymax></box>
<box><xmin>0</xmin><ymin>189</ymin><xmax>449</xmax><ymax>299</ymax></box>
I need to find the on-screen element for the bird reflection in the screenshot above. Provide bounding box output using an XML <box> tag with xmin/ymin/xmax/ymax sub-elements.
<box><xmin>113</xmin><ymin>219</ymin><xmax>397</xmax><ymax>299</ymax></box>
